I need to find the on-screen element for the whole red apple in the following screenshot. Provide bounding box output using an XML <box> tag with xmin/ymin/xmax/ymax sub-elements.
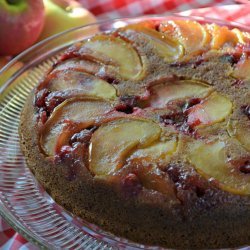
<box><xmin>0</xmin><ymin>0</ymin><xmax>45</xmax><ymax>56</ymax></box>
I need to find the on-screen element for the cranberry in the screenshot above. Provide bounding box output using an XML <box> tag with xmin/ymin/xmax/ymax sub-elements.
<box><xmin>183</xmin><ymin>98</ymin><xmax>201</xmax><ymax>111</ymax></box>
<box><xmin>230</xmin><ymin>158</ymin><xmax>250</xmax><ymax>174</ymax></box>
<box><xmin>155</xmin><ymin>23</ymin><xmax>160</xmax><ymax>32</ymax></box>
<box><xmin>165</xmin><ymin>163</ymin><xmax>180</xmax><ymax>183</ymax></box>
<box><xmin>55</xmin><ymin>143</ymin><xmax>88</xmax><ymax>181</ymax></box>
<box><xmin>39</xmin><ymin>110</ymin><xmax>48</xmax><ymax>124</ymax></box>
<box><xmin>70</xmin><ymin>128</ymin><xmax>96</xmax><ymax>145</ymax></box>
<box><xmin>45</xmin><ymin>93</ymin><xmax>65</xmax><ymax>113</ymax></box>
<box><xmin>160</xmin><ymin>112</ymin><xmax>194</xmax><ymax>135</ymax></box>
<box><xmin>239</xmin><ymin>161</ymin><xmax>250</xmax><ymax>174</ymax></box>
<box><xmin>34</xmin><ymin>89</ymin><xmax>49</xmax><ymax>107</ymax></box>
<box><xmin>115</xmin><ymin>104</ymin><xmax>134</xmax><ymax>114</ymax></box>
<box><xmin>56</xmin><ymin>145</ymin><xmax>73</xmax><ymax>162</ymax></box>
<box><xmin>192</xmin><ymin>58</ymin><xmax>205</xmax><ymax>67</ymax></box>
<box><xmin>241</xmin><ymin>105</ymin><xmax>250</xmax><ymax>119</ymax></box>
<box><xmin>100</xmin><ymin>75</ymin><xmax>119</xmax><ymax>85</ymax></box>
<box><xmin>160</xmin><ymin>112</ymin><xmax>185</xmax><ymax>126</ymax></box>
<box><xmin>122</xmin><ymin>173</ymin><xmax>142</xmax><ymax>196</ymax></box>
<box><xmin>169</xmin><ymin>62</ymin><xmax>186</xmax><ymax>68</ymax></box>
<box><xmin>235</xmin><ymin>43</ymin><xmax>250</xmax><ymax>56</ymax></box>
<box><xmin>164</xmin><ymin>163</ymin><xmax>208</xmax><ymax>202</ymax></box>
<box><xmin>115</xmin><ymin>95</ymin><xmax>140</xmax><ymax>114</ymax></box>
<box><xmin>232</xmin><ymin>79</ymin><xmax>245</xmax><ymax>88</ymax></box>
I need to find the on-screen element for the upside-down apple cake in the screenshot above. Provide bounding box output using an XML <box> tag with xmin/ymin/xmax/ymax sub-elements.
<box><xmin>19</xmin><ymin>19</ymin><xmax>250</xmax><ymax>249</ymax></box>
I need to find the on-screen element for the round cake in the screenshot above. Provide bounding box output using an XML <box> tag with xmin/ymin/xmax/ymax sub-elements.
<box><xmin>19</xmin><ymin>19</ymin><xmax>250</xmax><ymax>249</ymax></box>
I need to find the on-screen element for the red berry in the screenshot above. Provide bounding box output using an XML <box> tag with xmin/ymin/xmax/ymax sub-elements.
<box><xmin>122</xmin><ymin>173</ymin><xmax>142</xmax><ymax>196</ymax></box>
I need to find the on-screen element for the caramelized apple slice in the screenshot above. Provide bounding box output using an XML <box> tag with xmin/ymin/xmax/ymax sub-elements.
<box><xmin>232</xmin><ymin>28</ymin><xmax>250</xmax><ymax>44</ymax></box>
<box><xmin>47</xmin><ymin>70</ymin><xmax>117</xmax><ymax>100</ymax></box>
<box><xmin>123</xmin><ymin>23</ymin><xmax>184</xmax><ymax>62</ymax></box>
<box><xmin>138</xmin><ymin>167</ymin><xmax>176</xmax><ymax>196</ymax></box>
<box><xmin>40</xmin><ymin>98</ymin><xmax>113</xmax><ymax>156</ymax></box>
<box><xmin>159</xmin><ymin>20</ymin><xmax>210</xmax><ymax>54</ymax></box>
<box><xmin>52</xmin><ymin>59</ymin><xmax>100</xmax><ymax>75</ymax></box>
<box><xmin>149</xmin><ymin>79</ymin><xmax>212</xmax><ymax>108</ymax></box>
<box><xmin>232</xmin><ymin>56</ymin><xmax>250</xmax><ymax>80</ymax></box>
<box><xmin>188</xmin><ymin>140</ymin><xmax>250</xmax><ymax>195</ymax></box>
<box><xmin>187</xmin><ymin>92</ymin><xmax>232</xmax><ymax>127</ymax></box>
<box><xmin>89</xmin><ymin>118</ymin><xmax>161</xmax><ymax>176</ymax></box>
<box><xmin>205</xmin><ymin>24</ymin><xmax>238</xmax><ymax>50</ymax></box>
<box><xmin>79</xmin><ymin>35</ymin><xmax>145</xmax><ymax>80</ymax></box>
<box><xmin>128</xmin><ymin>138</ymin><xmax>177</xmax><ymax>164</ymax></box>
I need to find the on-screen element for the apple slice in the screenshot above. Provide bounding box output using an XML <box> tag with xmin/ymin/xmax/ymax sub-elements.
<box><xmin>159</xmin><ymin>20</ymin><xmax>210</xmax><ymax>54</ymax></box>
<box><xmin>232</xmin><ymin>28</ymin><xmax>250</xmax><ymax>44</ymax></box>
<box><xmin>128</xmin><ymin>138</ymin><xmax>177</xmax><ymax>164</ymax></box>
<box><xmin>47</xmin><ymin>70</ymin><xmax>117</xmax><ymax>100</ymax></box>
<box><xmin>79</xmin><ymin>35</ymin><xmax>145</xmax><ymax>80</ymax></box>
<box><xmin>227</xmin><ymin>120</ymin><xmax>250</xmax><ymax>151</ymax></box>
<box><xmin>148</xmin><ymin>79</ymin><xmax>212</xmax><ymax>108</ymax></box>
<box><xmin>40</xmin><ymin>98</ymin><xmax>113</xmax><ymax>156</ymax></box>
<box><xmin>89</xmin><ymin>118</ymin><xmax>161</xmax><ymax>176</ymax></box>
<box><xmin>138</xmin><ymin>167</ymin><xmax>176</xmax><ymax>196</ymax></box>
<box><xmin>205</xmin><ymin>24</ymin><xmax>238</xmax><ymax>50</ymax></box>
<box><xmin>122</xmin><ymin>23</ymin><xmax>184</xmax><ymax>62</ymax></box>
<box><xmin>187</xmin><ymin>92</ymin><xmax>232</xmax><ymax>127</ymax></box>
<box><xmin>232</xmin><ymin>56</ymin><xmax>250</xmax><ymax>80</ymax></box>
<box><xmin>52</xmin><ymin>59</ymin><xmax>101</xmax><ymax>75</ymax></box>
<box><xmin>235</xmin><ymin>126</ymin><xmax>250</xmax><ymax>151</ymax></box>
<box><xmin>188</xmin><ymin>140</ymin><xmax>250</xmax><ymax>195</ymax></box>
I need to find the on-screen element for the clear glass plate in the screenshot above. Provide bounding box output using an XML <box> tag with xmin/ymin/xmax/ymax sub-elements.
<box><xmin>0</xmin><ymin>15</ymin><xmax>249</xmax><ymax>250</ymax></box>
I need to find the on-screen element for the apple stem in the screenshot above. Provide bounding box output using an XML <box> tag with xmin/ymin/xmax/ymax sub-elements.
<box><xmin>50</xmin><ymin>0</ymin><xmax>74</xmax><ymax>10</ymax></box>
<box><xmin>6</xmin><ymin>0</ymin><xmax>22</xmax><ymax>4</ymax></box>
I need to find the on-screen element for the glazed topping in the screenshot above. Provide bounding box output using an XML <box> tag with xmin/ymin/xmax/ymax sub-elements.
<box><xmin>36</xmin><ymin>20</ymin><xmax>249</xmax><ymax>197</ymax></box>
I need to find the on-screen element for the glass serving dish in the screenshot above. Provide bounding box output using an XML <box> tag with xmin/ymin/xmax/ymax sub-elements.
<box><xmin>0</xmin><ymin>14</ymin><xmax>249</xmax><ymax>250</ymax></box>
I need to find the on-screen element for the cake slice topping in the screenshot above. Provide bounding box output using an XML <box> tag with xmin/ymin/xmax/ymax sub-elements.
<box><xmin>45</xmin><ymin>70</ymin><xmax>117</xmax><ymax>100</ymax></box>
<box><xmin>77</xmin><ymin>35</ymin><xmax>146</xmax><ymax>80</ymax></box>
<box><xmin>188</xmin><ymin>140</ymin><xmax>250</xmax><ymax>195</ymax></box>
<box><xmin>89</xmin><ymin>118</ymin><xmax>161</xmax><ymax>176</ymax></box>
<box><xmin>148</xmin><ymin>79</ymin><xmax>212</xmax><ymax>108</ymax></box>
<box><xmin>159</xmin><ymin>20</ymin><xmax>211</xmax><ymax>54</ymax></box>
<box><xmin>40</xmin><ymin>98</ymin><xmax>113</xmax><ymax>156</ymax></box>
<box><xmin>187</xmin><ymin>92</ymin><xmax>232</xmax><ymax>127</ymax></box>
<box><xmin>34</xmin><ymin>19</ymin><xmax>249</xmax><ymax>197</ymax></box>
<box><xmin>120</xmin><ymin>22</ymin><xmax>184</xmax><ymax>62</ymax></box>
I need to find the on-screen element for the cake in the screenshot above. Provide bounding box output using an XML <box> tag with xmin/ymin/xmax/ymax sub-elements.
<box><xmin>19</xmin><ymin>19</ymin><xmax>250</xmax><ymax>249</ymax></box>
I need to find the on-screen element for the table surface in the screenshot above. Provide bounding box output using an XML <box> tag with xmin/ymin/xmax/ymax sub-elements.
<box><xmin>1</xmin><ymin>0</ymin><xmax>250</xmax><ymax>249</ymax></box>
